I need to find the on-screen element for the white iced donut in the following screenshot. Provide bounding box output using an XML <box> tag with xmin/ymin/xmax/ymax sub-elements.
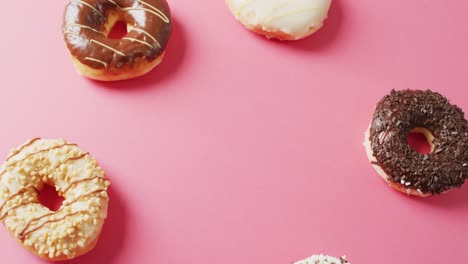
<box><xmin>0</xmin><ymin>138</ymin><xmax>110</xmax><ymax>261</ymax></box>
<box><xmin>226</xmin><ymin>0</ymin><xmax>332</xmax><ymax>40</ymax></box>
<box><xmin>294</xmin><ymin>254</ymin><xmax>349</xmax><ymax>264</ymax></box>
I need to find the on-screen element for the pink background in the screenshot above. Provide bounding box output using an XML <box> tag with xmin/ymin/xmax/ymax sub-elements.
<box><xmin>1</xmin><ymin>0</ymin><xmax>467</xmax><ymax>263</ymax></box>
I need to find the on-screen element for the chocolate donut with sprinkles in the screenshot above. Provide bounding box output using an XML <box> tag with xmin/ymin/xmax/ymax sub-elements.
<box><xmin>63</xmin><ymin>0</ymin><xmax>171</xmax><ymax>81</ymax></box>
<box><xmin>364</xmin><ymin>89</ymin><xmax>468</xmax><ymax>196</ymax></box>
<box><xmin>0</xmin><ymin>138</ymin><xmax>110</xmax><ymax>261</ymax></box>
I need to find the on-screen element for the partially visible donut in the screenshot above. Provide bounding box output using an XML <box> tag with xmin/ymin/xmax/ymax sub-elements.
<box><xmin>226</xmin><ymin>0</ymin><xmax>332</xmax><ymax>40</ymax></box>
<box><xmin>364</xmin><ymin>89</ymin><xmax>468</xmax><ymax>196</ymax></box>
<box><xmin>294</xmin><ymin>254</ymin><xmax>349</xmax><ymax>264</ymax></box>
<box><xmin>63</xmin><ymin>0</ymin><xmax>172</xmax><ymax>81</ymax></box>
<box><xmin>0</xmin><ymin>138</ymin><xmax>110</xmax><ymax>261</ymax></box>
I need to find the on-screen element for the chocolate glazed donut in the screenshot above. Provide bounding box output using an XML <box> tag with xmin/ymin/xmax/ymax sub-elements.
<box><xmin>365</xmin><ymin>89</ymin><xmax>468</xmax><ymax>196</ymax></box>
<box><xmin>62</xmin><ymin>0</ymin><xmax>171</xmax><ymax>81</ymax></box>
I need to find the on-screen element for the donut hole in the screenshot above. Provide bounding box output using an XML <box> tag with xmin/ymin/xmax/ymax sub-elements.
<box><xmin>38</xmin><ymin>183</ymin><xmax>64</xmax><ymax>212</ymax></box>
<box><xmin>108</xmin><ymin>20</ymin><xmax>128</xmax><ymax>39</ymax></box>
<box><xmin>407</xmin><ymin>127</ymin><xmax>434</xmax><ymax>154</ymax></box>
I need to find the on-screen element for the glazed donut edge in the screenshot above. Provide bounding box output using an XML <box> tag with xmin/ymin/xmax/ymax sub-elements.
<box><xmin>225</xmin><ymin>0</ymin><xmax>332</xmax><ymax>41</ymax></box>
<box><xmin>71</xmin><ymin>52</ymin><xmax>165</xmax><ymax>81</ymax></box>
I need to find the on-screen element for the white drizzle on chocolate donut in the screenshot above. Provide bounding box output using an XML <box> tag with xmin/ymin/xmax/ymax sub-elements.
<box><xmin>63</xmin><ymin>0</ymin><xmax>172</xmax><ymax>80</ymax></box>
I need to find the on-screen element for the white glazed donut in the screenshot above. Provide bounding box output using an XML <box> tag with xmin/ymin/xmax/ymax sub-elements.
<box><xmin>0</xmin><ymin>138</ymin><xmax>110</xmax><ymax>261</ymax></box>
<box><xmin>294</xmin><ymin>254</ymin><xmax>349</xmax><ymax>264</ymax></box>
<box><xmin>226</xmin><ymin>0</ymin><xmax>332</xmax><ymax>40</ymax></box>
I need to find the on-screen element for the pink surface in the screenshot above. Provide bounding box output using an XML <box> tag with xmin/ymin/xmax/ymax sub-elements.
<box><xmin>0</xmin><ymin>0</ymin><xmax>467</xmax><ymax>263</ymax></box>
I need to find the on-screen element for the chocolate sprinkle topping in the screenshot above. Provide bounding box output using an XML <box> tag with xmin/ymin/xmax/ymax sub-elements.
<box><xmin>369</xmin><ymin>89</ymin><xmax>468</xmax><ymax>194</ymax></box>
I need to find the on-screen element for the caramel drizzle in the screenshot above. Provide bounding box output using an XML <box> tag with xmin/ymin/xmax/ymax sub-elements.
<box><xmin>17</xmin><ymin>212</ymin><xmax>55</xmax><ymax>240</ymax></box>
<box><xmin>19</xmin><ymin>211</ymin><xmax>89</xmax><ymax>241</ymax></box>
<box><xmin>0</xmin><ymin>138</ymin><xmax>41</xmax><ymax>177</ymax></box>
<box><xmin>5</xmin><ymin>138</ymin><xmax>41</xmax><ymax>161</ymax></box>
<box><xmin>2</xmin><ymin>142</ymin><xmax>76</xmax><ymax>183</ymax></box>
<box><xmin>64</xmin><ymin>24</ymin><xmax>102</xmax><ymax>34</ymax></box>
<box><xmin>0</xmin><ymin>149</ymin><xmax>86</xmax><ymax>222</ymax></box>
<box><xmin>0</xmin><ymin>202</ymin><xmax>34</xmax><ymax>221</ymax></box>
<box><xmin>84</xmin><ymin>57</ymin><xmax>108</xmax><ymax>68</ymax></box>
<box><xmin>15</xmin><ymin>152</ymin><xmax>94</xmax><ymax>237</ymax></box>
<box><xmin>70</xmin><ymin>0</ymin><xmax>104</xmax><ymax>17</ymax></box>
<box><xmin>53</xmin><ymin>152</ymin><xmax>89</xmax><ymax>171</ymax></box>
<box><xmin>0</xmin><ymin>186</ymin><xmax>36</xmax><ymax>216</ymax></box>
<box><xmin>121</xmin><ymin>7</ymin><xmax>170</xmax><ymax>23</ymax></box>
<box><xmin>90</xmin><ymin>39</ymin><xmax>125</xmax><ymax>56</ymax></box>
<box><xmin>131</xmin><ymin>28</ymin><xmax>161</xmax><ymax>48</ymax></box>
<box><xmin>64</xmin><ymin>189</ymin><xmax>105</xmax><ymax>206</ymax></box>
<box><xmin>122</xmin><ymin>37</ymin><xmax>153</xmax><ymax>48</ymax></box>
<box><xmin>0</xmin><ymin>140</ymin><xmax>106</xmax><ymax>241</ymax></box>
<box><xmin>7</xmin><ymin>143</ymin><xmax>78</xmax><ymax>167</ymax></box>
<box><xmin>18</xmin><ymin>189</ymin><xmax>106</xmax><ymax>241</ymax></box>
<box><xmin>61</xmin><ymin>176</ymin><xmax>103</xmax><ymax>196</ymax></box>
<box><xmin>51</xmin><ymin>151</ymin><xmax>100</xmax><ymax>194</ymax></box>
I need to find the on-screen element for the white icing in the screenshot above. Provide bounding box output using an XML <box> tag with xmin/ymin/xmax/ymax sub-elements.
<box><xmin>0</xmin><ymin>139</ymin><xmax>110</xmax><ymax>259</ymax></box>
<box><xmin>294</xmin><ymin>254</ymin><xmax>348</xmax><ymax>264</ymax></box>
<box><xmin>226</xmin><ymin>0</ymin><xmax>332</xmax><ymax>40</ymax></box>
